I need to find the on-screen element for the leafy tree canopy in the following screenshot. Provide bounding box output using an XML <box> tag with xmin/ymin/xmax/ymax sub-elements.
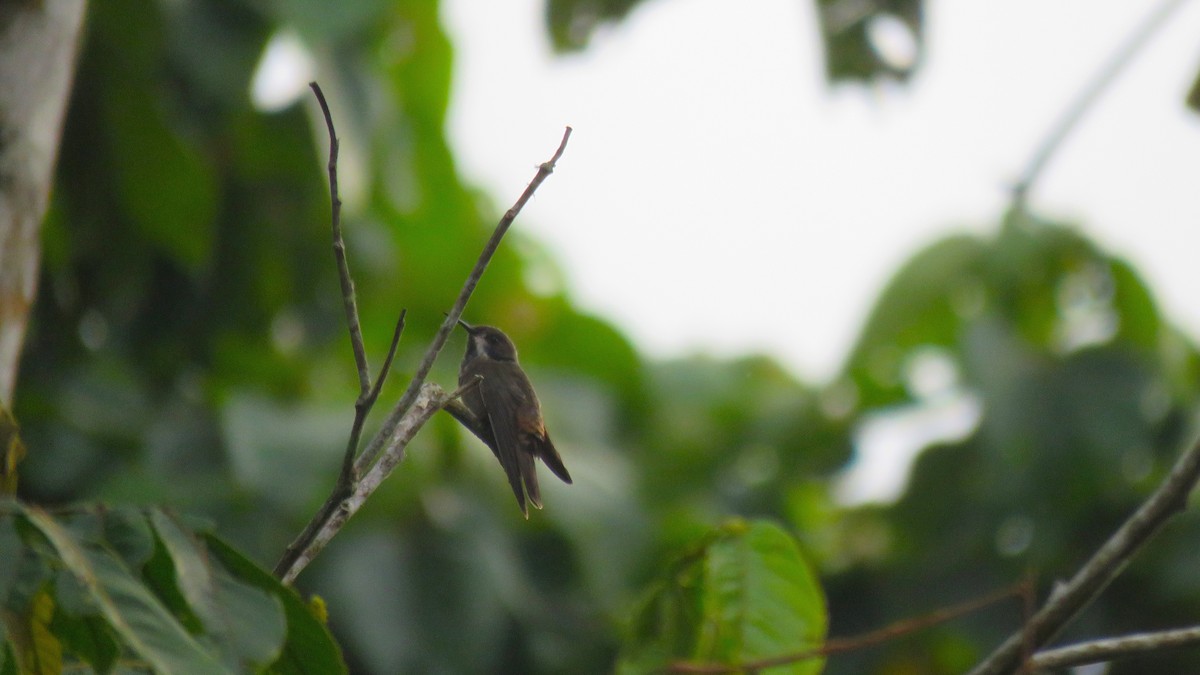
<box><xmin>6</xmin><ymin>1</ymin><xmax>1200</xmax><ymax>673</ymax></box>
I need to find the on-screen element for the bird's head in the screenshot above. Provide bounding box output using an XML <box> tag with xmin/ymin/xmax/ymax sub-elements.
<box><xmin>458</xmin><ymin>319</ymin><xmax>519</xmax><ymax>362</ymax></box>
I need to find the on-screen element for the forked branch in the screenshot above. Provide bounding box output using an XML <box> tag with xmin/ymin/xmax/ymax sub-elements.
<box><xmin>353</xmin><ymin>127</ymin><xmax>572</xmax><ymax>475</ymax></box>
<box><xmin>969</xmin><ymin>433</ymin><xmax>1200</xmax><ymax>674</ymax></box>
<box><xmin>273</xmin><ymin>104</ymin><xmax>572</xmax><ymax>582</ymax></box>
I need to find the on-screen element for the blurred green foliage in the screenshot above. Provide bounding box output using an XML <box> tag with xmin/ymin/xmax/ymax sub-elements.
<box><xmin>7</xmin><ymin>0</ymin><xmax>1200</xmax><ymax>673</ymax></box>
<box><xmin>547</xmin><ymin>0</ymin><xmax>924</xmax><ymax>83</ymax></box>
<box><xmin>0</xmin><ymin>502</ymin><xmax>342</xmax><ymax>673</ymax></box>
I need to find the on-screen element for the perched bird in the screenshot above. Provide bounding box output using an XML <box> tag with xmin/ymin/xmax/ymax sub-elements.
<box><xmin>457</xmin><ymin>319</ymin><xmax>572</xmax><ymax>517</ymax></box>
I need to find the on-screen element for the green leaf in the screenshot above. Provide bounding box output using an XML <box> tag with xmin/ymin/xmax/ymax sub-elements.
<box><xmin>100</xmin><ymin>507</ymin><xmax>155</xmax><ymax>571</ymax></box>
<box><xmin>140</xmin><ymin>527</ymin><xmax>204</xmax><ymax>635</ymax></box>
<box><xmin>21</xmin><ymin>506</ymin><xmax>229</xmax><ymax>675</ymax></box>
<box><xmin>618</xmin><ymin>571</ymin><xmax>705</xmax><ymax>674</ymax></box>
<box><xmin>0</xmin><ymin>406</ymin><xmax>25</xmax><ymax>496</ymax></box>
<box><xmin>1108</xmin><ymin>257</ymin><xmax>1161</xmax><ymax>351</ymax></box>
<box><xmin>4</xmin><ymin>541</ymin><xmax>51</xmax><ymax>616</ymax></box>
<box><xmin>545</xmin><ymin>0</ymin><xmax>643</xmax><ymax>51</ymax></box>
<box><xmin>619</xmin><ymin>520</ymin><xmax>827</xmax><ymax>674</ymax></box>
<box><xmin>50</xmin><ymin>569</ymin><xmax>92</xmax><ymax>618</ymax></box>
<box><xmin>211</xmin><ymin>568</ymin><xmax>286</xmax><ymax>667</ymax></box>
<box><xmin>148</xmin><ymin>510</ymin><xmax>219</xmax><ymax>631</ymax></box>
<box><xmin>1187</xmin><ymin>65</ymin><xmax>1200</xmax><ymax>114</ymax></box>
<box><xmin>22</xmin><ymin>589</ymin><xmax>62</xmax><ymax>675</ymax></box>
<box><xmin>815</xmin><ymin>0</ymin><xmax>924</xmax><ymax>83</ymax></box>
<box><xmin>0</xmin><ymin>641</ymin><xmax>14</xmax><ymax>675</ymax></box>
<box><xmin>202</xmin><ymin>534</ymin><xmax>346</xmax><ymax>674</ymax></box>
<box><xmin>50</xmin><ymin>610</ymin><xmax>119</xmax><ymax>675</ymax></box>
<box><xmin>844</xmin><ymin>234</ymin><xmax>986</xmax><ymax>408</ymax></box>
<box><xmin>697</xmin><ymin>521</ymin><xmax>827</xmax><ymax>673</ymax></box>
<box><xmin>0</xmin><ymin>515</ymin><xmax>21</xmax><ymax>607</ymax></box>
<box><xmin>102</xmin><ymin>72</ymin><xmax>218</xmax><ymax>271</ymax></box>
<box><xmin>149</xmin><ymin>509</ymin><xmax>286</xmax><ymax>669</ymax></box>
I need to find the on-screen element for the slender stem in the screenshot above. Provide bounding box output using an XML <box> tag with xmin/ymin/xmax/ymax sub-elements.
<box><xmin>667</xmin><ymin>581</ymin><xmax>1029</xmax><ymax>673</ymax></box>
<box><xmin>309</xmin><ymin>81</ymin><xmax>371</xmax><ymax>394</ymax></box>
<box><xmin>968</xmin><ymin>433</ymin><xmax>1200</xmax><ymax>675</ymax></box>
<box><xmin>366</xmin><ymin>311</ymin><xmax>408</xmax><ymax>411</ymax></box>
<box><xmin>1012</xmin><ymin>0</ymin><xmax>1189</xmax><ymax>208</ymax></box>
<box><xmin>1030</xmin><ymin>626</ymin><xmax>1200</xmax><ymax>670</ymax></box>
<box><xmin>273</xmin><ymin>85</ymin><xmax>410</xmax><ymax>579</ymax></box>
<box><xmin>343</xmin><ymin>309</ymin><xmax>407</xmax><ymax>482</ymax></box>
<box><xmin>353</xmin><ymin>126</ymin><xmax>572</xmax><ymax>476</ymax></box>
<box><xmin>279</xmin><ymin>383</ymin><xmax>452</xmax><ymax>584</ymax></box>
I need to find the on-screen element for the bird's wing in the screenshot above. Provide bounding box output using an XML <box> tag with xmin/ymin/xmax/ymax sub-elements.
<box><xmin>506</xmin><ymin>391</ymin><xmax>570</xmax><ymax>493</ymax></box>
<box><xmin>535</xmin><ymin>430</ymin><xmax>572</xmax><ymax>485</ymax></box>
<box><xmin>481</xmin><ymin>373</ymin><xmax>531</xmax><ymax>517</ymax></box>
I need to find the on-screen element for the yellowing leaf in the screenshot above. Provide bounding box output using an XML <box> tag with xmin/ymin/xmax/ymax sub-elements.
<box><xmin>0</xmin><ymin>407</ymin><xmax>26</xmax><ymax>496</ymax></box>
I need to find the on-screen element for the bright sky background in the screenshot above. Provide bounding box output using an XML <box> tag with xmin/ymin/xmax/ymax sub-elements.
<box><xmin>441</xmin><ymin>0</ymin><xmax>1200</xmax><ymax>384</ymax></box>
<box><xmin>250</xmin><ymin>1</ymin><xmax>1200</xmax><ymax>503</ymax></box>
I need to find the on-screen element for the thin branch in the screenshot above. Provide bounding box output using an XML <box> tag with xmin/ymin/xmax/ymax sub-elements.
<box><xmin>1030</xmin><ymin>625</ymin><xmax>1200</xmax><ymax>670</ymax></box>
<box><xmin>443</xmin><ymin>375</ymin><xmax>486</xmax><ymax>405</ymax></box>
<box><xmin>667</xmin><ymin>581</ymin><xmax>1030</xmax><ymax>674</ymax></box>
<box><xmin>309</xmin><ymin>81</ymin><xmax>371</xmax><ymax>394</ymax></box>
<box><xmin>349</xmin><ymin>309</ymin><xmax>408</xmax><ymax>477</ymax></box>
<box><xmin>353</xmin><ymin>126</ymin><xmax>572</xmax><ymax>476</ymax></box>
<box><xmin>1011</xmin><ymin>0</ymin><xmax>1188</xmax><ymax>208</ymax></box>
<box><xmin>968</xmin><ymin>433</ymin><xmax>1200</xmax><ymax>675</ymax></box>
<box><xmin>309</xmin><ymin>81</ymin><xmax>413</xmax><ymax>489</ymax></box>
<box><xmin>274</xmin><ymin>127</ymin><xmax>573</xmax><ymax>582</ymax></box>
<box><xmin>272</xmin><ymin>310</ymin><xmax>405</xmax><ymax>580</ymax></box>
<box><xmin>280</xmin><ymin>382</ymin><xmax>457</xmax><ymax>584</ymax></box>
<box><xmin>273</xmin><ymin>84</ymin><xmax>410</xmax><ymax>579</ymax></box>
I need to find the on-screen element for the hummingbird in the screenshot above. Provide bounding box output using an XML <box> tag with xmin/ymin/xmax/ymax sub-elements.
<box><xmin>457</xmin><ymin>319</ymin><xmax>572</xmax><ymax>517</ymax></box>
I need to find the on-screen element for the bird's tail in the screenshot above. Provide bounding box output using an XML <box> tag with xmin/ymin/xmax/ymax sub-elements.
<box><xmin>537</xmin><ymin>433</ymin><xmax>572</xmax><ymax>485</ymax></box>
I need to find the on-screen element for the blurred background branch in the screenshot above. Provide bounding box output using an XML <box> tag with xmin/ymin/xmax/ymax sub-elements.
<box><xmin>1011</xmin><ymin>0</ymin><xmax>1190</xmax><ymax>209</ymax></box>
<box><xmin>971</xmin><ymin>432</ymin><xmax>1200</xmax><ymax>674</ymax></box>
<box><xmin>8</xmin><ymin>0</ymin><xmax>1200</xmax><ymax>673</ymax></box>
<box><xmin>1030</xmin><ymin>625</ymin><xmax>1200</xmax><ymax>670</ymax></box>
<box><xmin>0</xmin><ymin>0</ymin><xmax>86</xmax><ymax>407</ymax></box>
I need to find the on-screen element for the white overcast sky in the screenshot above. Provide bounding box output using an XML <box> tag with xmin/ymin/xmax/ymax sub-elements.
<box><xmin>440</xmin><ymin>0</ymin><xmax>1200</xmax><ymax>383</ymax></box>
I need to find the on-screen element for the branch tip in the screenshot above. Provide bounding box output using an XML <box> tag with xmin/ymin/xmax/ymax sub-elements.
<box><xmin>276</xmin><ymin>125</ymin><xmax>572</xmax><ymax>583</ymax></box>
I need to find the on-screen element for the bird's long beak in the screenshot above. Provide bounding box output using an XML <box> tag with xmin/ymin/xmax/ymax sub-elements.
<box><xmin>456</xmin><ymin>318</ymin><xmax>476</xmax><ymax>333</ymax></box>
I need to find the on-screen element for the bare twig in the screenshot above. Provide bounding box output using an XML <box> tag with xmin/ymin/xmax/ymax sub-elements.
<box><xmin>279</xmin><ymin>382</ymin><xmax>458</xmax><ymax>584</ymax></box>
<box><xmin>1011</xmin><ymin>0</ymin><xmax>1188</xmax><ymax>208</ymax></box>
<box><xmin>345</xmin><ymin>310</ymin><xmax>407</xmax><ymax>478</ymax></box>
<box><xmin>309</xmin><ymin>81</ymin><xmax>372</xmax><ymax>394</ymax></box>
<box><xmin>1029</xmin><ymin>625</ymin><xmax>1200</xmax><ymax>670</ymax></box>
<box><xmin>273</xmin><ymin>83</ymin><xmax>409</xmax><ymax>579</ymax></box>
<box><xmin>968</xmin><ymin>433</ymin><xmax>1200</xmax><ymax>675</ymax></box>
<box><xmin>667</xmin><ymin>581</ymin><xmax>1030</xmax><ymax>674</ymax></box>
<box><xmin>272</xmin><ymin>310</ymin><xmax>405</xmax><ymax>580</ymax></box>
<box><xmin>353</xmin><ymin>126</ymin><xmax>572</xmax><ymax>476</ymax></box>
<box><xmin>307</xmin><ymin>81</ymin><xmax>412</xmax><ymax>487</ymax></box>
<box><xmin>274</xmin><ymin>127</ymin><xmax>573</xmax><ymax>582</ymax></box>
